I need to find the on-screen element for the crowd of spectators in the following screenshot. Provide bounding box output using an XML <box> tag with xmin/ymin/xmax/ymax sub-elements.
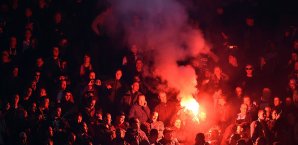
<box><xmin>0</xmin><ymin>0</ymin><xmax>298</xmax><ymax>145</ymax></box>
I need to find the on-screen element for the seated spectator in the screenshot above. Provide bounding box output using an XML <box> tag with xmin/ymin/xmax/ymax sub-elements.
<box><xmin>125</xmin><ymin>118</ymin><xmax>149</xmax><ymax>144</ymax></box>
<box><xmin>148</xmin><ymin>111</ymin><xmax>164</xmax><ymax>141</ymax></box>
<box><xmin>76</xmin><ymin>122</ymin><xmax>92</xmax><ymax>145</ymax></box>
<box><xmin>250</xmin><ymin>109</ymin><xmax>270</xmax><ymax>144</ymax></box>
<box><xmin>159</xmin><ymin>127</ymin><xmax>179</xmax><ymax>145</ymax></box>
<box><xmin>114</xmin><ymin>112</ymin><xmax>128</xmax><ymax>130</ymax></box>
<box><xmin>60</xmin><ymin>91</ymin><xmax>75</xmax><ymax>117</ymax></box>
<box><xmin>111</xmin><ymin>128</ymin><xmax>128</xmax><ymax>145</ymax></box>
<box><xmin>195</xmin><ymin>132</ymin><xmax>208</xmax><ymax>145</ymax></box>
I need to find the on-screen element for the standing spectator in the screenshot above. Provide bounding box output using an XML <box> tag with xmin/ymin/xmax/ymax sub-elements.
<box><xmin>105</xmin><ymin>69</ymin><xmax>125</xmax><ymax>114</ymax></box>
<box><xmin>210</xmin><ymin>66</ymin><xmax>229</xmax><ymax>91</ymax></box>
<box><xmin>120</xmin><ymin>81</ymin><xmax>142</xmax><ymax>114</ymax></box>
<box><xmin>241</xmin><ymin>64</ymin><xmax>259</xmax><ymax>100</ymax></box>
<box><xmin>129</xmin><ymin>94</ymin><xmax>150</xmax><ymax>123</ymax></box>
<box><xmin>114</xmin><ymin>112</ymin><xmax>128</xmax><ymax>130</ymax></box>
<box><xmin>79</xmin><ymin>54</ymin><xmax>93</xmax><ymax>80</ymax></box>
<box><xmin>154</xmin><ymin>91</ymin><xmax>177</xmax><ymax>126</ymax></box>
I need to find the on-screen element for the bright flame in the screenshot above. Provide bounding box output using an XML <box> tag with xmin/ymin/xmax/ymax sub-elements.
<box><xmin>180</xmin><ymin>97</ymin><xmax>200</xmax><ymax>116</ymax></box>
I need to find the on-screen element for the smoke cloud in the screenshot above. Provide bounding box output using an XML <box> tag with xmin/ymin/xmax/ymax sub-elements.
<box><xmin>110</xmin><ymin>0</ymin><xmax>209</xmax><ymax>99</ymax></box>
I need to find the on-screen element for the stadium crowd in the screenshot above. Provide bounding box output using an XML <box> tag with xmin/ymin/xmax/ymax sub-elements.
<box><xmin>0</xmin><ymin>0</ymin><xmax>297</xmax><ymax>145</ymax></box>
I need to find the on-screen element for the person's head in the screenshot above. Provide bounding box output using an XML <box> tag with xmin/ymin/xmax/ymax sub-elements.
<box><xmin>81</xmin><ymin>122</ymin><xmax>88</xmax><ymax>133</ymax></box>
<box><xmin>289</xmin><ymin>79</ymin><xmax>296</xmax><ymax>90</ymax></box>
<box><xmin>19</xmin><ymin>132</ymin><xmax>27</xmax><ymax>144</ymax></box>
<box><xmin>25</xmin><ymin>87</ymin><xmax>33</xmax><ymax>97</ymax></box>
<box><xmin>245</xmin><ymin>64</ymin><xmax>253</xmax><ymax>76</ymax></box>
<box><xmin>131</xmin><ymin>81</ymin><xmax>140</xmax><ymax>92</ymax></box>
<box><xmin>240</xmin><ymin>103</ymin><xmax>248</xmax><ymax>114</ymax></box>
<box><xmin>31</xmin><ymin>80</ymin><xmax>37</xmax><ymax>90</ymax></box>
<box><xmin>54</xmin><ymin>11</ymin><xmax>62</xmax><ymax>23</ymax></box>
<box><xmin>130</xmin><ymin>44</ymin><xmax>138</xmax><ymax>55</ymax></box>
<box><xmin>58</xmin><ymin>37</ymin><xmax>69</xmax><ymax>48</ymax></box>
<box><xmin>1</xmin><ymin>50</ymin><xmax>10</xmax><ymax>62</ymax></box>
<box><xmin>243</xmin><ymin>96</ymin><xmax>251</xmax><ymax>106</ymax></box>
<box><xmin>163</xmin><ymin>127</ymin><xmax>174</xmax><ymax>140</ymax></box>
<box><xmin>95</xmin><ymin>109</ymin><xmax>103</xmax><ymax>120</ymax></box>
<box><xmin>104</xmin><ymin>113</ymin><xmax>112</xmax><ymax>125</ymax></box>
<box><xmin>151</xmin><ymin>111</ymin><xmax>159</xmax><ymax>122</ymax></box>
<box><xmin>31</xmin><ymin>102</ymin><xmax>37</xmax><ymax>112</ymax></box>
<box><xmin>136</xmin><ymin>59</ymin><xmax>143</xmax><ymax>71</ymax></box>
<box><xmin>36</xmin><ymin>57</ymin><xmax>44</xmax><ymax>67</ymax></box>
<box><xmin>13</xmin><ymin>94</ymin><xmax>20</xmax><ymax>104</ymax></box>
<box><xmin>245</xmin><ymin>16</ymin><xmax>254</xmax><ymax>27</ymax></box>
<box><xmin>77</xmin><ymin>113</ymin><xmax>83</xmax><ymax>123</ymax></box>
<box><xmin>89</xmin><ymin>98</ymin><xmax>96</xmax><ymax>109</ymax></box>
<box><xmin>116</xmin><ymin>112</ymin><xmax>125</xmax><ymax>124</ymax></box>
<box><xmin>89</xmin><ymin>71</ymin><xmax>96</xmax><ymax>80</ymax></box>
<box><xmin>25</xmin><ymin>7</ymin><xmax>33</xmax><ymax>17</ymax></box>
<box><xmin>84</xmin><ymin>54</ymin><xmax>91</xmax><ymax>64</ymax></box>
<box><xmin>294</xmin><ymin>61</ymin><xmax>298</xmax><ymax>71</ymax></box>
<box><xmin>64</xmin><ymin>91</ymin><xmax>74</xmax><ymax>102</ymax></box>
<box><xmin>195</xmin><ymin>133</ymin><xmax>206</xmax><ymax>145</ymax></box>
<box><xmin>262</xmin><ymin>88</ymin><xmax>271</xmax><ymax>99</ymax></box>
<box><xmin>44</xmin><ymin>98</ymin><xmax>50</xmax><ymax>109</ymax></box>
<box><xmin>214</xmin><ymin>66</ymin><xmax>222</xmax><ymax>76</ymax></box>
<box><xmin>235</xmin><ymin>86</ymin><xmax>243</xmax><ymax>97</ymax></box>
<box><xmin>9</xmin><ymin>36</ymin><xmax>17</xmax><ymax>47</ymax></box>
<box><xmin>59</xmin><ymin>80</ymin><xmax>67</xmax><ymax>90</ymax></box>
<box><xmin>115</xmin><ymin>69</ymin><xmax>122</xmax><ymax>80</ymax></box>
<box><xmin>285</xmin><ymin>96</ymin><xmax>293</xmax><ymax>106</ymax></box>
<box><xmin>129</xmin><ymin>118</ymin><xmax>140</xmax><ymax>130</ymax></box>
<box><xmin>257</xmin><ymin>109</ymin><xmax>265</xmax><ymax>120</ymax></box>
<box><xmin>55</xmin><ymin>107</ymin><xmax>62</xmax><ymax>117</ymax></box>
<box><xmin>273</xmin><ymin>96</ymin><xmax>282</xmax><ymax>107</ymax></box>
<box><xmin>291</xmin><ymin>52</ymin><xmax>298</xmax><ymax>61</ymax></box>
<box><xmin>52</xmin><ymin>46</ymin><xmax>59</xmax><ymax>58</ymax></box>
<box><xmin>149</xmin><ymin>129</ymin><xmax>159</xmax><ymax>143</ymax></box>
<box><xmin>34</xmin><ymin>71</ymin><xmax>41</xmax><ymax>81</ymax></box>
<box><xmin>24</xmin><ymin>29</ymin><xmax>32</xmax><ymax>39</ymax></box>
<box><xmin>271</xmin><ymin>109</ymin><xmax>279</xmax><ymax>120</ymax></box>
<box><xmin>12</xmin><ymin>66</ymin><xmax>19</xmax><ymax>77</ymax></box>
<box><xmin>133</xmin><ymin>75</ymin><xmax>141</xmax><ymax>82</ymax></box>
<box><xmin>264</xmin><ymin>106</ymin><xmax>271</xmax><ymax>118</ymax></box>
<box><xmin>173</xmin><ymin>118</ymin><xmax>181</xmax><ymax>129</ymax></box>
<box><xmin>39</xmin><ymin>88</ymin><xmax>47</xmax><ymax>97</ymax></box>
<box><xmin>137</xmin><ymin>94</ymin><xmax>146</xmax><ymax>106</ymax></box>
<box><xmin>158</xmin><ymin>91</ymin><xmax>167</xmax><ymax>103</ymax></box>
